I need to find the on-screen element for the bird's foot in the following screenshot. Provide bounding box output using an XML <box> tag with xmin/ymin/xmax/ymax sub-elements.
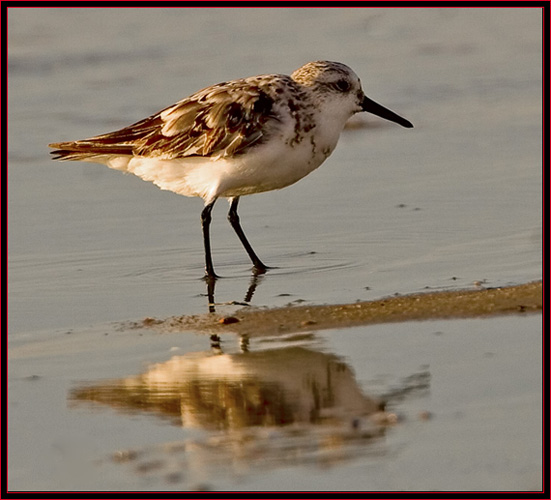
<box><xmin>252</xmin><ymin>263</ymin><xmax>276</xmax><ymax>276</ymax></box>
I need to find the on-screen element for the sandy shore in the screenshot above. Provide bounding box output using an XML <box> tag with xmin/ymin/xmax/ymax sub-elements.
<box><xmin>136</xmin><ymin>281</ymin><xmax>542</xmax><ymax>337</ymax></box>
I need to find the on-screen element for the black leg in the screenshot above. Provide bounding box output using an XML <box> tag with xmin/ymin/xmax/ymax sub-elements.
<box><xmin>201</xmin><ymin>200</ymin><xmax>218</xmax><ymax>279</ymax></box>
<box><xmin>228</xmin><ymin>197</ymin><xmax>268</xmax><ymax>274</ymax></box>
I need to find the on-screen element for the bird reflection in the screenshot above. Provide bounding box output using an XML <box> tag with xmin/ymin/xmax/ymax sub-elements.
<box><xmin>69</xmin><ymin>344</ymin><xmax>428</xmax><ymax>479</ymax></box>
<box><xmin>70</xmin><ymin>345</ymin><xmax>384</xmax><ymax>431</ymax></box>
<box><xmin>205</xmin><ymin>272</ymin><xmax>265</xmax><ymax>313</ymax></box>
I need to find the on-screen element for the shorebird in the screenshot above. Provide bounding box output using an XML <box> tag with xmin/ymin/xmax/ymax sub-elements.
<box><xmin>49</xmin><ymin>60</ymin><xmax>413</xmax><ymax>279</ymax></box>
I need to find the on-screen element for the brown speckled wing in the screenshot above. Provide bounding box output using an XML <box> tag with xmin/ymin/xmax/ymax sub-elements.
<box><xmin>50</xmin><ymin>79</ymin><xmax>280</xmax><ymax>161</ymax></box>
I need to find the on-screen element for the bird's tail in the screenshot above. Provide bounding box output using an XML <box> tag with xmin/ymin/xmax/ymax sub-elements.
<box><xmin>48</xmin><ymin>139</ymin><xmax>135</xmax><ymax>161</ymax></box>
<box><xmin>48</xmin><ymin>114</ymin><xmax>162</xmax><ymax>161</ymax></box>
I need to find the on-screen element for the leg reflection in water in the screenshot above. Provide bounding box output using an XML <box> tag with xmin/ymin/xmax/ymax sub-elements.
<box><xmin>210</xmin><ymin>333</ymin><xmax>250</xmax><ymax>353</ymax></box>
<box><xmin>204</xmin><ymin>271</ymin><xmax>266</xmax><ymax>314</ymax></box>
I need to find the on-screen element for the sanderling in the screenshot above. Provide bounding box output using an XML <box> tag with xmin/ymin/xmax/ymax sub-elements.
<box><xmin>49</xmin><ymin>60</ymin><xmax>413</xmax><ymax>279</ymax></box>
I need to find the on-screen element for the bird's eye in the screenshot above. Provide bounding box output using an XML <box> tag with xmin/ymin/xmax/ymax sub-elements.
<box><xmin>334</xmin><ymin>79</ymin><xmax>351</xmax><ymax>92</ymax></box>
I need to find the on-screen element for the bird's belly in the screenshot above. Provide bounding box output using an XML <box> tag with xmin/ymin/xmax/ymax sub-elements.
<box><xmin>118</xmin><ymin>132</ymin><xmax>337</xmax><ymax>202</ymax></box>
<box><xmin>217</xmin><ymin>138</ymin><xmax>335</xmax><ymax>198</ymax></box>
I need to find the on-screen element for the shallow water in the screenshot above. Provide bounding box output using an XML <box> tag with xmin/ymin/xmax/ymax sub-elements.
<box><xmin>7</xmin><ymin>6</ymin><xmax>542</xmax><ymax>492</ymax></box>
<box><xmin>8</xmin><ymin>315</ymin><xmax>542</xmax><ymax>491</ymax></box>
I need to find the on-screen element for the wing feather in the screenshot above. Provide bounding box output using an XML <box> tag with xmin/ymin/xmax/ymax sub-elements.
<box><xmin>49</xmin><ymin>78</ymin><xmax>281</xmax><ymax>161</ymax></box>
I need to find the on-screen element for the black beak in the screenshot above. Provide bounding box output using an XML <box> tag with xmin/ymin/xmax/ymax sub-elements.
<box><xmin>362</xmin><ymin>95</ymin><xmax>413</xmax><ymax>128</ymax></box>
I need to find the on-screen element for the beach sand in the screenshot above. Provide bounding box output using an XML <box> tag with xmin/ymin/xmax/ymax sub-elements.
<box><xmin>140</xmin><ymin>281</ymin><xmax>542</xmax><ymax>337</ymax></box>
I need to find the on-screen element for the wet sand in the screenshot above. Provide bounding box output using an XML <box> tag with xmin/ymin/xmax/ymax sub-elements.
<box><xmin>139</xmin><ymin>281</ymin><xmax>542</xmax><ymax>337</ymax></box>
